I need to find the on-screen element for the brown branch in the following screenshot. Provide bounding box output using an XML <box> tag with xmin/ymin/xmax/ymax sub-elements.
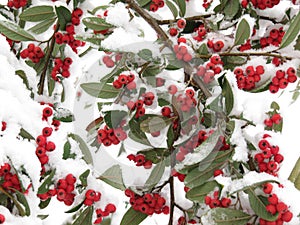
<box><xmin>168</xmin><ymin>176</ymin><xmax>175</xmax><ymax>225</ymax></box>
<box><xmin>37</xmin><ymin>23</ymin><xmax>59</xmax><ymax>95</ymax></box>
<box><xmin>156</xmin><ymin>14</ymin><xmax>212</xmax><ymax>25</ymax></box>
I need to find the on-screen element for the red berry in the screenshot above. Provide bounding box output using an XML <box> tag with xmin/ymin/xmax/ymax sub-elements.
<box><xmin>0</xmin><ymin>214</ymin><xmax>5</xmax><ymax>224</ymax></box>
<box><xmin>177</xmin><ymin>19</ymin><xmax>186</xmax><ymax>29</ymax></box>
<box><xmin>268</xmin><ymin>194</ymin><xmax>278</xmax><ymax>205</ymax></box>
<box><xmin>168</xmin><ymin>85</ymin><xmax>178</xmax><ymax>95</ymax></box>
<box><xmin>213</xmin><ymin>169</ymin><xmax>223</xmax><ymax>177</ymax></box>
<box><xmin>36</xmin><ymin>135</ymin><xmax>47</xmax><ymax>146</ymax></box>
<box><xmin>46</xmin><ymin>141</ymin><xmax>56</xmax><ymax>151</ymax></box>
<box><xmin>274</xmin><ymin>154</ymin><xmax>284</xmax><ymax>163</ymax></box>
<box><xmin>286</xmin><ymin>67</ymin><xmax>295</xmax><ymax>76</ymax></box>
<box><xmin>281</xmin><ymin>211</ymin><xmax>293</xmax><ymax>222</ymax></box>
<box><xmin>266</xmin><ymin>204</ymin><xmax>277</xmax><ymax>215</ymax></box>
<box><xmin>42</xmin><ymin>127</ymin><xmax>53</xmax><ymax>137</ymax></box>
<box><xmin>276</xmin><ymin>202</ymin><xmax>287</xmax><ymax>212</ymax></box>
<box><xmin>43</xmin><ymin>107</ymin><xmax>53</xmax><ymax>118</ymax></box>
<box><xmin>105</xmin><ymin>203</ymin><xmax>116</xmax><ymax>213</ymax></box>
<box><xmin>258</xmin><ymin>139</ymin><xmax>270</xmax><ymax>150</ymax></box>
<box><xmin>279</xmin><ymin>78</ymin><xmax>288</xmax><ymax>89</ymax></box>
<box><xmin>263</xmin><ymin>183</ymin><xmax>273</xmax><ymax>194</ymax></box>
<box><xmin>65</xmin><ymin>174</ymin><xmax>76</xmax><ymax>185</ymax></box>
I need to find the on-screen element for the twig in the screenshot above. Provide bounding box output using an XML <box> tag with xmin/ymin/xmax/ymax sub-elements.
<box><xmin>156</xmin><ymin>14</ymin><xmax>212</xmax><ymax>25</ymax></box>
<box><xmin>168</xmin><ymin>176</ymin><xmax>175</xmax><ymax>225</ymax></box>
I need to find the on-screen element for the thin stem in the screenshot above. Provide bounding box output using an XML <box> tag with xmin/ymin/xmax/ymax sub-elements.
<box><xmin>37</xmin><ymin>23</ymin><xmax>59</xmax><ymax>95</ymax></box>
<box><xmin>156</xmin><ymin>14</ymin><xmax>212</xmax><ymax>25</ymax></box>
<box><xmin>168</xmin><ymin>176</ymin><xmax>175</xmax><ymax>225</ymax></box>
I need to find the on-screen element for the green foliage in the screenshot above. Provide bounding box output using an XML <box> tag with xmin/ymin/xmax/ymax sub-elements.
<box><xmin>0</xmin><ymin>20</ymin><xmax>36</xmax><ymax>41</ymax></box>
<box><xmin>120</xmin><ymin>207</ymin><xmax>148</xmax><ymax>225</ymax></box>
<box><xmin>186</xmin><ymin>181</ymin><xmax>219</xmax><ymax>203</ymax></box>
<box><xmin>234</xmin><ymin>19</ymin><xmax>251</xmax><ymax>46</ymax></box>
<box><xmin>72</xmin><ymin>206</ymin><xmax>93</xmax><ymax>225</ymax></box>
<box><xmin>68</xmin><ymin>134</ymin><xmax>93</xmax><ymax>165</ymax></box>
<box><xmin>204</xmin><ymin>208</ymin><xmax>252</xmax><ymax>225</ymax></box>
<box><xmin>82</xmin><ymin>17</ymin><xmax>113</xmax><ymax>31</ymax></box>
<box><xmin>80</xmin><ymin>82</ymin><xmax>121</xmax><ymax>99</ymax></box>
<box><xmin>144</xmin><ymin>161</ymin><xmax>165</xmax><ymax>190</ymax></box>
<box><xmin>38</xmin><ymin>169</ymin><xmax>56</xmax><ymax>194</ymax></box>
<box><xmin>98</xmin><ymin>165</ymin><xmax>126</xmax><ymax>191</ymax></box>
<box><xmin>280</xmin><ymin>11</ymin><xmax>300</xmax><ymax>49</ymax></box>
<box><xmin>55</xmin><ymin>6</ymin><xmax>72</xmax><ymax>30</ymax></box>
<box><xmin>20</xmin><ymin>6</ymin><xmax>55</xmax><ymax>22</ymax></box>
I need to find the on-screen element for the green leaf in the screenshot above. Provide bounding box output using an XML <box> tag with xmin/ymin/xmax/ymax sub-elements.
<box><xmin>98</xmin><ymin>165</ymin><xmax>126</xmax><ymax>191</ymax></box>
<box><xmin>15</xmin><ymin>190</ymin><xmax>30</xmax><ymax>216</ymax></box>
<box><xmin>197</xmin><ymin>43</ymin><xmax>209</xmax><ymax>55</ymax></box>
<box><xmin>137</xmin><ymin>0</ymin><xmax>151</xmax><ymax>7</ymax></box>
<box><xmin>72</xmin><ymin>206</ymin><xmax>93</xmax><ymax>225</ymax></box>
<box><xmin>0</xmin><ymin>20</ymin><xmax>35</xmax><ymax>41</ymax></box>
<box><xmin>222</xmin><ymin>76</ymin><xmax>234</xmax><ymax>114</ymax></box>
<box><xmin>144</xmin><ymin>161</ymin><xmax>165</xmax><ymax>190</ymax></box>
<box><xmin>79</xmin><ymin>169</ymin><xmax>90</xmax><ymax>187</ymax></box>
<box><xmin>28</xmin><ymin>18</ymin><xmax>56</xmax><ymax>34</ymax></box>
<box><xmin>20</xmin><ymin>6</ymin><xmax>55</xmax><ymax>22</ymax></box>
<box><xmin>280</xmin><ymin>11</ymin><xmax>300</xmax><ymax>49</ymax></box>
<box><xmin>205</xmin><ymin>208</ymin><xmax>251</xmax><ymax>225</ymax></box>
<box><xmin>53</xmin><ymin>108</ymin><xmax>74</xmax><ymax>122</ymax></box>
<box><xmin>120</xmin><ymin>207</ymin><xmax>147</xmax><ymax>225</ymax></box>
<box><xmin>226</xmin><ymin>56</ymin><xmax>247</xmax><ymax>65</ymax></box>
<box><xmin>76</xmin><ymin>35</ymin><xmax>102</xmax><ymax>46</ymax></box>
<box><xmin>104</xmin><ymin>110</ymin><xmax>127</xmax><ymax>129</ymax></box>
<box><xmin>65</xmin><ymin>201</ymin><xmax>84</xmax><ymax>213</ymax></box>
<box><xmin>167</xmin><ymin>125</ymin><xmax>174</xmax><ymax>149</ymax></box>
<box><xmin>37</xmin><ymin>214</ymin><xmax>49</xmax><ymax>220</ymax></box>
<box><xmin>158</xmin><ymin>98</ymin><xmax>170</xmax><ymax>107</ymax></box>
<box><xmin>186</xmin><ymin>181</ymin><xmax>219</xmax><ymax>203</ymax></box>
<box><xmin>138</xmin><ymin>148</ymin><xmax>169</xmax><ymax>164</ymax></box>
<box><xmin>39</xmin><ymin>198</ymin><xmax>51</xmax><ymax>209</ymax></box>
<box><xmin>166</xmin><ymin>0</ymin><xmax>179</xmax><ymax>19</ymax></box>
<box><xmin>82</xmin><ymin>17</ymin><xmax>113</xmax><ymax>31</ymax></box>
<box><xmin>173</xmin><ymin>0</ymin><xmax>186</xmax><ymax>17</ymax></box>
<box><xmin>224</xmin><ymin>0</ymin><xmax>240</xmax><ymax>19</ymax></box>
<box><xmin>80</xmin><ymin>82</ymin><xmax>121</xmax><ymax>99</ymax></box>
<box><xmin>248</xmin><ymin>190</ymin><xmax>278</xmax><ymax>221</ymax></box>
<box><xmin>63</xmin><ymin>140</ymin><xmax>76</xmax><ymax>159</ymax></box>
<box><xmin>142</xmin><ymin>65</ymin><xmax>161</xmax><ymax>77</ymax></box>
<box><xmin>140</xmin><ymin>115</ymin><xmax>172</xmax><ymax>133</ymax></box>
<box><xmin>138</xmin><ymin>49</ymin><xmax>153</xmax><ymax>61</ymax></box>
<box><xmin>68</xmin><ymin>134</ymin><xmax>93</xmax><ymax>165</ymax></box>
<box><xmin>234</xmin><ymin>18</ymin><xmax>250</xmax><ymax>46</ymax></box>
<box><xmin>15</xmin><ymin>70</ymin><xmax>30</xmax><ymax>90</ymax></box>
<box><xmin>270</xmin><ymin>101</ymin><xmax>280</xmax><ymax>110</ymax></box>
<box><xmin>19</xmin><ymin>128</ymin><xmax>34</xmax><ymax>140</ymax></box>
<box><xmin>38</xmin><ymin>169</ymin><xmax>56</xmax><ymax>194</ymax></box>
<box><xmin>294</xmin><ymin>34</ymin><xmax>300</xmax><ymax>50</ymax></box>
<box><xmin>250</xmin><ymin>79</ymin><xmax>271</xmax><ymax>93</ymax></box>
<box><xmin>55</xmin><ymin>6</ymin><xmax>72</xmax><ymax>30</ymax></box>
<box><xmin>288</xmin><ymin>157</ymin><xmax>300</xmax><ymax>183</ymax></box>
<box><xmin>128</xmin><ymin>118</ymin><xmax>151</xmax><ymax>146</ymax></box>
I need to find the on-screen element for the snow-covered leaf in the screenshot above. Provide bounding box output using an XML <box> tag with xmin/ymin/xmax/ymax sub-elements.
<box><xmin>15</xmin><ymin>70</ymin><xmax>30</xmax><ymax>90</ymax></box>
<box><xmin>104</xmin><ymin>110</ymin><xmax>127</xmax><ymax>129</ymax></box>
<box><xmin>280</xmin><ymin>11</ymin><xmax>300</xmax><ymax>49</ymax></box>
<box><xmin>20</xmin><ymin>6</ymin><xmax>55</xmax><ymax>22</ymax></box>
<box><xmin>82</xmin><ymin>17</ymin><xmax>113</xmax><ymax>31</ymax></box>
<box><xmin>234</xmin><ymin>19</ymin><xmax>250</xmax><ymax>48</ymax></box>
<box><xmin>98</xmin><ymin>165</ymin><xmax>126</xmax><ymax>191</ymax></box>
<box><xmin>38</xmin><ymin>169</ymin><xmax>56</xmax><ymax>194</ymax></box>
<box><xmin>39</xmin><ymin>198</ymin><xmax>51</xmax><ymax>209</ymax></box>
<box><xmin>72</xmin><ymin>206</ymin><xmax>93</xmax><ymax>225</ymax></box>
<box><xmin>205</xmin><ymin>208</ymin><xmax>252</xmax><ymax>225</ymax></box>
<box><xmin>120</xmin><ymin>207</ymin><xmax>147</xmax><ymax>225</ymax></box>
<box><xmin>0</xmin><ymin>20</ymin><xmax>36</xmax><ymax>41</ymax></box>
<box><xmin>68</xmin><ymin>134</ymin><xmax>93</xmax><ymax>165</ymax></box>
<box><xmin>144</xmin><ymin>161</ymin><xmax>165</xmax><ymax>190</ymax></box>
<box><xmin>248</xmin><ymin>190</ymin><xmax>278</xmax><ymax>221</ymax></box>
<box><xmin>79</xmin><ymin>169</ymin><xmax>90</xmax><ymax>187</ymax></box>
<box><xmin>140</xmin><ymin>115</ymin><xmax>172</xmax><ymax>133</ymax></box>
<box><xmin>55</xmin><ymin>6</ymin><xmax>72</xmax><ymax>30</ymax></box>
<box><xmin>186</xmin><ymin>181</ymin><xmax>219</xmax><ymax>203</ymax></box>
<box><xmin>53</xmin><ymin>108</ymin><xmax>74</xmax><ymax>122</ymax></box>
<box><xmin>15</xmin><ymin>190</ymin><xmax>30</xmax><ymax>216</ymax></box>
<box><xmin>197</xmin><ymin>43</ymin><xmax>209</xmax><ymax>55</ymax></box>
<box><xmin>19</xmin><ymin>128</ymin><xmax>34</xmax><ymax>140</ymax></box>
<box><xmin>63</xmin><ymin>140</ymin><xmax>76</xmax><ymax>159</ymax></box>
<box><xmin>65</xmin><ymin>200</ymin><xmax>84</xmax><ymax>213</ymax></box>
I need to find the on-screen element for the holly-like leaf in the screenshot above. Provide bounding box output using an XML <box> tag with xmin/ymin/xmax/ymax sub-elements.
<box><xmin>0</xmin><ymin>20</ymin><xmax>35</xmax><ymax>41</ymax></box>
<box><xmin>72</xmin><ymin>206</ymin><xmax>93</xmax><ymax>225</ymax></box>
<box><xmin>68</xmin><ymin>134</ymin><xmax>93</xmax><ymax>165</ymax></box>
<box><xmin>120</xmin><ymin>207</ymin><xmax>147</xmax><ymax>225</ymax></box>
<box><xmin>55</xmin><ymin>6</ymin><xmax>72</xmax><ymax>30</ymax></box>
<box><xmin>280</xmin><ymin>11</ymin><xmax>300</xmax><ymax>49</ymax></box>
<box><xmin>140</xmin><ymin>115</ymin><xmax>172</xmax><ymax>133</ymax></box>
<box><xmin>38</xmin><ymin>169</ymin><xmax>56</xmax><ymax>194</ymax></box>
<box><xmin>166</xmin><ymin>0</ymin><xmax>179</xmax><ymax>19</ymax></box>
<box><xmin>144</xmin><ymin>161</ymin><xmax>165</xmax><ymax>190</ymax></box>
<box><xmin>204</xmin><ymin>208</ymin><xmax>252</xmax><ymax>225</ymax></box>
<box><xmin>234</xmin><ymin>18</ymin><xmax>250</xmax><ymax>46</ymax></box>
<box><xmin>104</xmin><ymin>110</ymin><xmax>127</xmax><ymax>129</ymax></box>
<box><xmin>98</xmin><ymin>165</ymin><xmax>126</xmax><ymax>191</ymax></box>
<box><xmin>82</xmin><ymin>17</ymin><xmax>113</xmax><ymax>31</ymax></box>
<box><xmin>20</xmin><ymin>6</ymin><xmax>55</xmax><ymax>22</ymax></box>
<box><xmin>248</xmin><ymin>190</ymin><xmax>278</xmax><ymax>221</ymax></box>
<box><xmin>186</xmin><ymin>181</ymin><xmax>219</xmax><ymax>203</ymax></box>
<box><xmin>222</xmin><ymin>76</ymin><xmax>234</xmax><ymax>114</ymax></box>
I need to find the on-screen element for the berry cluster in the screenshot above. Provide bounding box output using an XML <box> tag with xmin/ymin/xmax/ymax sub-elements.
<box><xmin>264</xmin><ymin>113</ymin><xmax>282</xmax><ymax>128</ymax></box>
<box><xmin>149</xmin><ymin>0</ymin><xmax>165</xmax><ymax>12</ymax></box>
<box><xmin>20</xmin><ymin>43</ymin><xmax>44</xmax><ymax>63</ymax></box>
<box><xmin>204</xmin><ymin>191</ymin><xmax>232</xmax><ymax>209</ymax></box>
<box><xmin>161</xmin><ymin>105</ymin><xmax>180</xmax><ymax>131</ymax></box>
<box><xmin>84</xmin><ymin>189</ymin><xmax>101</xmax><ymax>206</ymax></box>
<box><xmin>37</xmin><ymin>173</ymin><xmax>77</xmax><ymax>205</ymax></box>
<box><xmin>177</xmin><ymin>216</ymin><xmax>197</xmax><ymax>224</ymax></box>
<box><xmin>269</xmin><ymin>67</ymin><xmax>297</xmax><ymax>94</ymax></box>
<box><xmin>0</xmin><ymin>214</ymin><xmax>4</xmax><ymax>224</ymax></box>
<box><xmin>127</xmin><ymin>153</ymin><xmax>153</xmax><ymax>169</ymax></box>
<box><xmin>260</xmin><ymin>27</ymin><xmax>285</xmax><ymax>48</ymax></box>
<box><xmin>51</xmin><ymin>57</ymin><xmax>73</xmax><ymax>81</ymax></box>
<box><xmin>127</xmin><ymin>92</ymin><xmax>155</xmax><ymax>119</ymax></box>
<box><xmin>193</xmin><ymin>25</ymin><xmax>207</xmax><ymax>42</ymax></box>
<box><xmin>94</xmin><ymin>203</ymin><xmax>116</xmax><ymax>224</ymax></box>
<box><xmin>260</xmin><ymin>183</ymin><xmax>293</xmax><ymax>224</ymax></box>
<box><xmin>55</xmin><ymin>8</ymin><xmax>85</xmax><ymax>53</ymax></box>
<box><xmin>41</xmin><ymin>104</ymin><xmax>61</xmax><ymax>130</ymax></box>
<box><xmin>0</xmin><ymin>163</ymin><xmax>22</xmax><ymax>193</ymax></box>
<box><xmin>168</xmin><ymin>19</ymin><xmax>186</xmax><ymax>37</ymax></box>
<box><xmin>174</xmin><ymin>44</ymin><xmax>192</xmax><ymax>62</ymax></box>
<box><xmin>35</xmin><ymin>127</ymin><xmax>56</xmax><ymax>172</ymax></box>
<box><xmin>254</xmin><ymin>134</ymin><xmax>284</xmax><ymax>176</ymax></box>
<box><xmin>1</xmin><ymin>121</ymin><xmax>7</xmax><ymax>131</ymax></box>
<box><xmin>249</xmin><ymin>0</ymin><xmax>280</xmax><ymax>10</ymax></box>
<box><xmin>272</xmin><ymin>57</ymin><xmax>283</xmax><ymax>67</ymax></box>
<box><xmin>7</xmin><ymin>0</ymin><xmax>27</xmax><ymax>8</ymax></box>
<box><xmin>112</xmin><ymin>73</ymin><xmax>136</xmax><ymax>90</ymax></box>
<box><xmin>196</xmin><ymin>55</ymin><xmax>224</xmax><ymax>84</ymax></box>
<box><xmin>238</xmin><ymin>39</ymin><xmax>251</xmax><ymax>52</ymax></box>
<box><xmin>97</xmin><ymin>125</ymin><xmax>127</xmax><ymax>146</ymax></box>
<box><xmin>125</xmin><ymin>189</ymin><xmax>169</xmax><ymax>215</ymax></box>
<box><xmin>172</xmin><ymin>170</ymin><xmax>186</xmax><ymax>182</ymax></box>
<box><xmin>234</xmin><ymin>65</ymin><xmax>265</xmax><ymax>91</ymax></box>
<box><xmin>102</xmin><ymin>53</ymin><xmax>122</xmax><ymax>68</ymax></box>
<box><xmin>207</xmin><ymin>39</ymin><xmax>224</xmax><ymax>52</ymax></box>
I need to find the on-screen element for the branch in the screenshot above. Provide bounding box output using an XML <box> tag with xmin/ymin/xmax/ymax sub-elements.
<box><xmin>37</xmin><ymin>23</ymin><xmax>59</xmax><ymax>95</ymax></box>
<box><xmin>156</xmin><ymin>14</ymin><xmax>212</xmax><ymax>25</ymax></box>
<box><xmin>168</xmin><ymin>176</ymin><xmax>175</xmax><ymax>225</ymax></box>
